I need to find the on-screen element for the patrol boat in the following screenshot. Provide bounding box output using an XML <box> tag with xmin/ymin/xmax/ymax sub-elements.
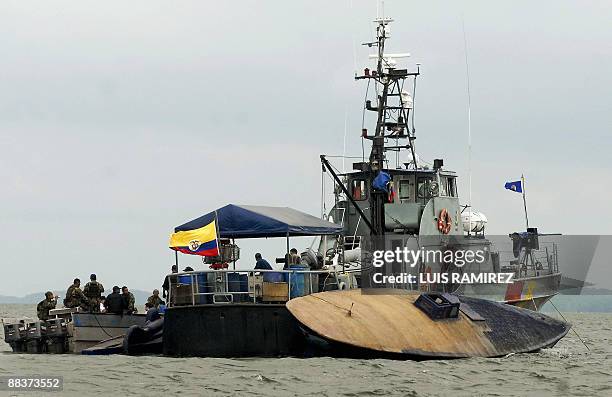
<box><xmin>318</xmin><ymin>14</ymin><xmax>562</xmax><ymax>311</ymax></box>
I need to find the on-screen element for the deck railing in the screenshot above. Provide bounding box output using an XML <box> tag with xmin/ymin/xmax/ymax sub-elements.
<box><xmin>496</xmin><ymin>241</ymin><xmax>559</xmax><ymax>276</ymax></box>
<box><xmin>167</xmin><ymin>269</ymin><xmax>346</xmax><ymax>307</ymax></box>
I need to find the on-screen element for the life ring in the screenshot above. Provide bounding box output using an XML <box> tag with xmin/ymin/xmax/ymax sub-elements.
<box><xmin>437</xmin><ymin>208</ymin><xmax>452</xmax><ymax>235</ymax></box>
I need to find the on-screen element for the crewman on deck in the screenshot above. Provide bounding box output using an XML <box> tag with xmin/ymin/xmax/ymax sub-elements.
<box><xmin>147</xmin><ymin>289</ymin><xmax>165</xmax><ymax>309</ymax></box>
<box><xmin>254</xmin><ymin>253</ymin><xmax>272</xmax><ymax>270</ymax></box>
<box><xmin>83</xmin><ymin>273</ymin><xmax>104</xmax><ymax>313</ymax></box>
<box><xmin>104</xmin><ymin>286</ymin><xmax>125</xmax><ymax>314</ymax></box>
<box><xmin>36</xmin><ymin>291</ymin><xmax>57</xmax><ymax>321</ymax></box>
<box><xmin>290</xmin><ymin>248</ymin><xmax>301</xmax><ymax>265</ymax></box>
<box><xmin>64</xmin><ymin>278</ymin><xmax>88</xmax><ymax>309</ymax></box>
<box><xmin>162</xmin><ymin>264</ymin><xmax>178</xmax><ymax>301</ymax></box>
<box><xmin>122</xmin><ymin>286</ymin><xmax>137</xmax><ymax>314</ymax></box>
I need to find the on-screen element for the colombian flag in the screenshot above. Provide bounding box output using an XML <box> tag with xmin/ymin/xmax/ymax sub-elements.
<box><xmin>169</xmin><ymin>220</ymin><xmax>219</xmax><ymax>256</ymax></box>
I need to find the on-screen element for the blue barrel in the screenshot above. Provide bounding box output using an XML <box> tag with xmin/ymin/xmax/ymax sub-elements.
<box><xmin>227</xmin><ymin>273</ymin><xmax>249</xmax><ymax>302</ymax></box>
<box><xmin>263</xmin><ymin>272</ymin><xmax>284</xmax><ymax>283</ymax></box>
<box><xmin>178</xmin><ymin>274</ymin><xmax>192</xmax><ymax>284</ymax></box>
<box><xmin>227</xmin><ymin>273</ymin><xmax>241</xmax><ymax>292</ymax></box>
<box><xmin>239</xmin><ymin>274</ymin><xmax>248</xmax><ymax>292</ymax></box>
<box><xmin>287</xmin><ymin>264</ymin><xmax>308</xmax><ymax>298</ymax></box>
<box><xmin>196</xmin><ymin>273</ymin><xmax>211</xmax><ymax>304</ymax></box>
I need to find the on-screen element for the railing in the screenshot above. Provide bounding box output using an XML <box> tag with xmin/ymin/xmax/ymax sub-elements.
<box><xmin>167</xmin><ymin>269</ymin><xmax>353</xmax><ymax>307</ymax></box>
<box><xmin>496</xmin><ymin>241</ymin><xmax>559</xmax><ymax>277</ymax></box>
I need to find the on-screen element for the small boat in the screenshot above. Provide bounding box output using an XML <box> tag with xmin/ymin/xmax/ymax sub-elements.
<box><xmin>2</xmin><ymin>308</ymin><xmax>146</xmax><ymax>354</ymax></box>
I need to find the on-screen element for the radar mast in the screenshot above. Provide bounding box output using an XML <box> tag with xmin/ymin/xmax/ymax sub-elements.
<box><xmin>355</xmin><ymin>16</ymin><xmax>420</xmax><ymax>235</ymax></box>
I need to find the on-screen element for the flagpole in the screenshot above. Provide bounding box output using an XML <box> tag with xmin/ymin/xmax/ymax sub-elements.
<box><xmin>522</xmin><ymin>174</ymin><xmax>529</xmax><ymax>230</ymax></box>
<box><xmin>214</xmin><ymin>210</ymin><xmax>224</xmax><ymax>268</ymax></box>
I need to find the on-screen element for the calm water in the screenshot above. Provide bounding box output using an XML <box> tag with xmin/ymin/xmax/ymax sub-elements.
<box><xmin>1</xmin><ymin>304</ymin><xmax>611</xmax><ymax>397</ymax></box>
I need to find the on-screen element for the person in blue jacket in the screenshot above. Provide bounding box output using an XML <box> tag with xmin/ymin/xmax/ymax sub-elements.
<box><xmin>254</xmin><ymin>253</ymin><xmax>272</xmax><ymax>270</ymax></box>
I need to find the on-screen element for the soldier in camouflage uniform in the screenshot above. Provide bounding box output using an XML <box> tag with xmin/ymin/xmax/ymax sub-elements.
<box><xmin>121</xmin><ymin>286</ymin><xmax>137</xmax><ymax>314</ymax></box>
<box><xmin>64</xmin><ymin>278</ymin><xmax>88</xmax><ymax>309</ymax></box>
<box><xmin>36</xmin><ymin>291</ymin><xmax>57</xmax><ymax>321</ymax></box>
<box><xmin>146</xmin><ymin>289</ymin><xmax>166</xmax><ymax>309</ymax></box>
<box><xmin>83</xmin><ymin>273</ymin><xmax>104</xmax><ymax>312</ymax></box>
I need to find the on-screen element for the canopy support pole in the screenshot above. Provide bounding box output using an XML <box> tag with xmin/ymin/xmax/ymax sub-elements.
<box><xmin>175</xmin><ymin>250</ymin><xmax>179</xmax><ymax>267</ymax></box>
<box><xmin>232</xmin><ymin>238</ymin><xmax>236</xmax><ymax>270</ymax></box>
<box><xmin>286</xmin><ymin>233</ymin><xmax>290</xmax><ymax>263</ymax></box>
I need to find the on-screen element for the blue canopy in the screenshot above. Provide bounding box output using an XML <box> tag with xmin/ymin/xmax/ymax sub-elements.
<box><xmin>174</xmin><ymin>204</ymin><xmax>343</xmax><ymax>239</ymax></box>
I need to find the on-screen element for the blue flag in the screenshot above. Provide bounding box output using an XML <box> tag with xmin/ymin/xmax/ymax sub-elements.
<box><xmin>504</xmin><ymin>180</ymin><xmax>522</xmax><ymax>193</ymax></box>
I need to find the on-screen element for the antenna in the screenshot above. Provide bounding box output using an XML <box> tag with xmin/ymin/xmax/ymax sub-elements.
<box><xmin>343</xmin><ymin>107</ymin><xmax>348</xmax><ymax>173</ymax></box>
<box><xmin>462</xmin><ymin>13</ymin><xmax>473</xmax><ymax>233</ymax></box>
<box><xmin>349</xmin><ymin>0</ymin><xmax>358</xmax><ymax>76</ymax></box>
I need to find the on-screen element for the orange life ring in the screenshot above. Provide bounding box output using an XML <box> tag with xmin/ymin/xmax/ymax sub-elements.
<box><xmin>437</xmin><ymin>208</ymin><xmax>452</xmax><ymax>234</ymax></box>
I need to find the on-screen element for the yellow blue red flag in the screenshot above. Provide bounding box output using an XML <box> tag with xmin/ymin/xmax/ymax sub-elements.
<box><xmin>169</xmin><ymin>220</ymin><xmax>219</xmax><ymax>256</ymax></box>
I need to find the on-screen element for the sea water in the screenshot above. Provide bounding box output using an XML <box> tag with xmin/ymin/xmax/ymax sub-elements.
<box><xmin>1</xmin><ymin>304</ymin><xmax>611</xmax><ymax>396</ymax></box>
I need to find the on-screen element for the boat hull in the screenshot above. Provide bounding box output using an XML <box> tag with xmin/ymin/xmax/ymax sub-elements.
<box><xmin>458</xmin><ymin>272</ymin><xmax>561</xmax><ymax>311</ymax></box>
<box><xmin>287</xmin><ymin>289</ymin><xmax>570</xmax><ymax>359</ymax></box>
<box><xmin>163</xmin><ymin>304</ymin><xmax>304</xmax><ymax>357</ymax></box>
<box><xmin>69</xmin><ymin>313</ymin><xmax>146</xmax><ymax>353</ymax></box>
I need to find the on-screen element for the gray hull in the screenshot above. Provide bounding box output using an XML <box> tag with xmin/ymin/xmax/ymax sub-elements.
<box><xmin>459</xmin><ymin>272</ymin><xmax>561</xmax><ymax>311</ymax></box>
<box><xmin>69</xmin><ymin>313</ymin><xmax>146</xmax><ymax>353</ymax></box>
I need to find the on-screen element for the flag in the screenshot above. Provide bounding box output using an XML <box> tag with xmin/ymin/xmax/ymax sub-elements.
<box><xmin>504</xmin><ymin>180</ymin><xmax>523</xmax><ymax>193</ymax></box>
<box><xmin>169</xmin><ymin>220</ymin><xmax>219</xmax><ymax>256</ymax></box>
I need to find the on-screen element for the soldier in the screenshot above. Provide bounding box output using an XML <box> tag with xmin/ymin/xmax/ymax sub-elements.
<box><xmin>83</xmin><ymin>273</ymin><xmax>104</xmax><ymax>312</ymax></box>
<box><xmin>104</xmin><ymin>286</ymin><xmax>125</xmax><ymax>314</ymax></box>
<box><xmin>146</xmin><ymin>289</ymin><xmax>166</xmax><ymax>309</ymax></box>
<box><xmin>64</xmin><ymin>278</ymin><xmax>88</xmax><ymax>309</ymax></box>
<box><xmin>121</xmin><ymin>286</ymin><xmax>137</xmax><ymax>314</ymax></box>
<box><xmin>36</xmin><ymin>291</ymin><xmax>57</xmax><ymax>321</ymax></box>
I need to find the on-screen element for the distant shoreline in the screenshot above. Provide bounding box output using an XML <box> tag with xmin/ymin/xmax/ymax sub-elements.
<box><xmin>1</xmin><ymin>291</ymin><xmax>611</xmax><ymax>312</ymax></box>
<box><xmin>0</xmin><ymin>289</ymin><xmax>151</xmax><ymax>305</ymax></box>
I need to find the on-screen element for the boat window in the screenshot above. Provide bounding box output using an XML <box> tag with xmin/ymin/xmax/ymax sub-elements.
<box><xmin>439</xmin><ymin>176</ymin><xmax>457</xmax><ymax>197</ymax></box>
<box><xmin>439</xmin><ymin>177</ymin><xmax>449</xmax><ymax>197</ymax></box>
<box><xmin>399</xmin><ymin>179</ymin><xmax>412</xmax><ymax>202</ymax></box>
<box><xmin>351</xmin><ymin>179</ymin><xmax>367</xmax><ymax>201</ymax></box>
<box><xmin>417</xmin><ymin>177</ymin><xmax>433</xmax><ymax>203</ymax></box>
<box><xmin>448</xmin><ymin>177</ymin><xmax>457</xmax><ymax>197</ymax></box>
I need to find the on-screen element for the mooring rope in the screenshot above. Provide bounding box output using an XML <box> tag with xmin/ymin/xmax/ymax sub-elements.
<box><xmin>549</xmin><ymin>299</ymin><xmax>590</xmax><ymax>351</ymax></box>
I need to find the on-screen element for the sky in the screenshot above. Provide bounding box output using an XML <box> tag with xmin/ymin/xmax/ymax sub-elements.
<box><xmin>1</xmin><ymin>1</ymin><xmax>611</xmax><ymax>296</ymax></box>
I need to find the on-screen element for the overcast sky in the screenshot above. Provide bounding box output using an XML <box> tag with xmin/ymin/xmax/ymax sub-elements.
<box><xmin>1</xmin><ymin>1</ymin><xmax>611</xmax><ymax>296</ymax></box>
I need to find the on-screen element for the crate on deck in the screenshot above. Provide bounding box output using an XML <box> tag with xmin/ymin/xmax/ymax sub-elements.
<box><xmin>262</xmin><ymin>282</ymin><xmax>289</xmax><ymax>302</ymax></box>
